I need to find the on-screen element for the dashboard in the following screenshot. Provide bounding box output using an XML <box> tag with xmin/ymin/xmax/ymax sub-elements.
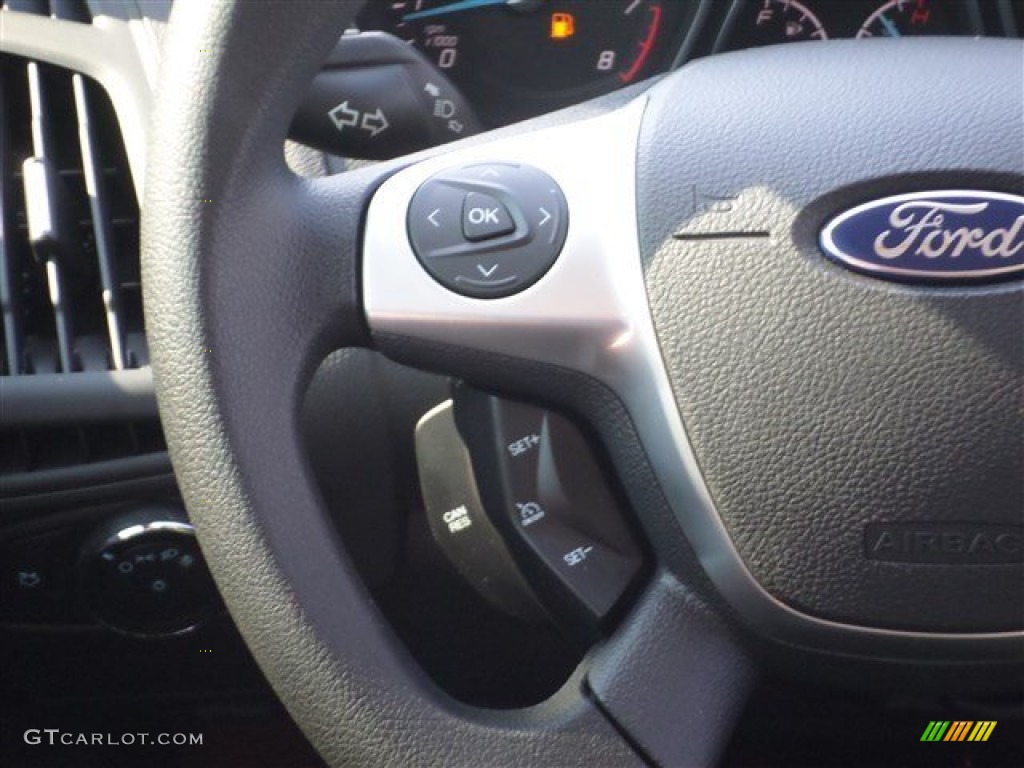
<box><xmin>291</xmin><ymin>0</ymin><xmax>1024</xmax><ymax>158</ymax></box>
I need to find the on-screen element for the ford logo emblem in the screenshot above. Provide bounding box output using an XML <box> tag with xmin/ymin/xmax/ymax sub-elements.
<box><xmin>820</xmin><ymin>190</ymin><xmax>1024</xmax><ymax>283</ymax></box>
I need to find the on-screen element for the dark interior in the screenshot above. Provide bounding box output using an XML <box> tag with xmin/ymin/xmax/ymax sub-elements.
<box><xmin>1</xmin><ymin>1</ymin><xmax>1022</xmax><ymax>766</ymax></box>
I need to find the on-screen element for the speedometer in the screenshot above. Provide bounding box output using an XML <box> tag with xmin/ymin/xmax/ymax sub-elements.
<box><xmin>356</xmin><ymin>0</ymin><xmax>697</xmax><ymax>126</ymax></box>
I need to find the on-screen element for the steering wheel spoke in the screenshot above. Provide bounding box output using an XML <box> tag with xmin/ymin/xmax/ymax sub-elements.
<box><xmin>364</xmin><ymin>99</ymin><xmax>654</xmax><ymax>388</ymax></box>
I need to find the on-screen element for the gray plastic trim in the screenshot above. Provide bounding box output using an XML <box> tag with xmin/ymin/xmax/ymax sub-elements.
<box><xmin>0</xmin><ymin>368</ymin><xmax>157</xmax><ymax>425</ymax></box>
<box><xmin>0</xmin><ymin>452</ymin><xmax>172</xmax><ymax>499</ymax></box>
<box><xmin>363</xmin><ymin>95</ymin><xmax>1024</xmax><ymax>660</ymax></box>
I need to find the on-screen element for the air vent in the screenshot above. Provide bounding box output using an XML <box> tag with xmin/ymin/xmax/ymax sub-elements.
<box><xmin>0</xmin><ymin>12</ymin><xmax>167</xmax><ymax>496</ymax></box>
<box><xmin>1</xmin><ymin>52</ymin><xmax>145</xmax><ymax>376</ymax></box>
<box><xmin>1</xmin><ymin>420</ymin><xmax>165</xmax><ymax>475</ymax></box>
<box><xmin>1</xmin><ymin>0</ymin><xmax>90</xmax><ymax>23</ymax></box>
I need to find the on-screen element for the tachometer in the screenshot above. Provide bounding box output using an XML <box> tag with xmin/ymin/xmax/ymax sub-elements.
<box><xmin>356</xmin><ymin>0</ymin><xmax>695</xmax><ymax>126</ymax></box>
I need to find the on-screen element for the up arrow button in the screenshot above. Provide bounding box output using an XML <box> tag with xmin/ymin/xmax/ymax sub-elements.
<box><xmin>462</xmin><ymin>192</ymin><xmax>515</xmax><ymax>242</ymax></box>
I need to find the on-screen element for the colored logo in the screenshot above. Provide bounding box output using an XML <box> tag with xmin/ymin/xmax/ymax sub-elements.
<box><xmin>820</xmin><ymin>191</ymin><xmax>1024</xmax><ymax>282</ymax></box>
<box><xmin>921</xmin><ymin>721</ymin><xmax>997</xmax><ymax>742</ymax></box>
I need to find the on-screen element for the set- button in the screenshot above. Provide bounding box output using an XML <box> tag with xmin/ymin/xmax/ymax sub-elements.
<box><xmin>407</xmin><ymin>163</ymin><xmax>568</xmax><ymax>298</ymax></box>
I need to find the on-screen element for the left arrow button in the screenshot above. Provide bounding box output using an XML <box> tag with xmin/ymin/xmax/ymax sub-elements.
<box><xmin>408</xmin><ymin>181</ymin><xmax>469</xmax><ymax>259</ymax></box>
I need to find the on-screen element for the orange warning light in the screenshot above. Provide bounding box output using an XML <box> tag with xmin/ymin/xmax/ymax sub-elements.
<box><xmin>550</xmin><ymin>12</ymin><xmax>575</xmax><ymax>40</ymax></box>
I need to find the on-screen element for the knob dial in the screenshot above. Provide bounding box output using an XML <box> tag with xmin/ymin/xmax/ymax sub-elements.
<box><xmin>79</xmin><ymin>508</ymin><xmax>220</xmax><ymax>636</ymax></box>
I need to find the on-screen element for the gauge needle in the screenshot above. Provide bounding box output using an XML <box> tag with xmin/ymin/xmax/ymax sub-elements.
<box><xmin>403</xmin><ymin>0</ymin><xmax>509</xmax><ymax>22</ymax></box>
<box><xmin>879</xmin><ymin>14</ymin><xmax>902</xmax><ymax>37</ymax></box>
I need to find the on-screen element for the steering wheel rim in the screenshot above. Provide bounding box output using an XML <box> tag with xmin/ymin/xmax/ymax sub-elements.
<box><xmin>141</xmin><ymin>2</ymin><xmax>747</xmax><ymax>765</ymax></box>
<box><xmin>142</xmin><ymin>2</ymin><xmax>1023</xmax><ymax>766</ymax></box>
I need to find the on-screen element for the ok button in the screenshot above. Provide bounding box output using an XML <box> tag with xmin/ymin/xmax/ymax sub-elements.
<box><xmin>462</xmin><ymin>192</ymin><xmax>515</xmax><ymax>242</ymax></box>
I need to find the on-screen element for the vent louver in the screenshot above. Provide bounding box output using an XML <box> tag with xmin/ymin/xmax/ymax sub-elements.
<box><xmin>1</xmin><ymin>50</ymin><xmax>146</xmax><ymax>376</ymax></box>
<box><xmin>1</xmin><ymin>421</ymin><xmax>165</xmax><ymax>475</ymax></box>
<box><xmin>1</xmin><ymin>2</ymin><xmax>167</xmax><ymax>492</ymax></box>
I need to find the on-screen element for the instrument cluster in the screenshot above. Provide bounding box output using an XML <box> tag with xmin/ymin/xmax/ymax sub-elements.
<box><xmin>716</xmin><ymin>1</ymin><xmax>992</xmax><ymax>51</ymax></box>
<box><xmin>298</xmin><ymin>1</ymin><xmax>1020</xmax><ymax>158</ymax></box>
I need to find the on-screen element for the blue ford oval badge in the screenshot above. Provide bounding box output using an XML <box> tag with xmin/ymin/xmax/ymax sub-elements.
<box><xmin>820</xmin><ymin>190</ymin><xmax>1024</xmax><ymax>282</ymax></box>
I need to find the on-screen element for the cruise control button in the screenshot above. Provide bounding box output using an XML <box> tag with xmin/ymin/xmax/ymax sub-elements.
<box><xmin>453</xmin><ymin>388</ymin><xmax>643</xmax><ymax>628</ymax></box>
<box><xmin>462</xmin><ymin>192</ymin><xmax>514</xmax><ymax>241</ymax></box>
<box><xmin>414</xmin><ymin>401</ymin><xmax>547</xmax><ymax>623</ymax></box>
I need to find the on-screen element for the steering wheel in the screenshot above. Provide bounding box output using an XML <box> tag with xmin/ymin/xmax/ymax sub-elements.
<box><xmin>141</xmin><ymin>2</ymin><xmax>1023</xmax><ymax>765</ymax></box>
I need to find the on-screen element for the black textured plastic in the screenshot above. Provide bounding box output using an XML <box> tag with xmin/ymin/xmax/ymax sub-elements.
<box><xmin>636</xmin><ymin>39</ymin><xmax>1024</xmax><ymax>632</ymax></box>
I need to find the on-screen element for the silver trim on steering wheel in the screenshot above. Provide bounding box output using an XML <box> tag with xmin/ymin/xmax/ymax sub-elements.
<box><xmin>363</xmin><ymin>94</ymin><xmax>1023</xmax><ymax>660</ymax></box>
